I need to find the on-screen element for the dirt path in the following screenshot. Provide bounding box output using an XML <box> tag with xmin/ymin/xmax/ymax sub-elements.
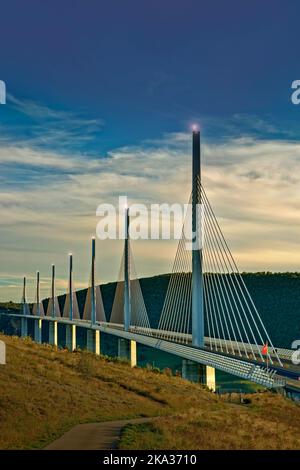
<box><xmin>44</xmin><ymin>417</ymin><xmax>153</xmax><ymax>450</ymax></box>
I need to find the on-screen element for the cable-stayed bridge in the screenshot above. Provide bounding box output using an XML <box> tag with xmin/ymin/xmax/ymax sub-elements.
<box><xmin>1</xmin><ymin>131</ymin><xmax>299</xmax><ymax>394</ymax></box>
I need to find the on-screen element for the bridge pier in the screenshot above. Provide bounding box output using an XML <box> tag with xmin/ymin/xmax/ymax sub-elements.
<box><xmin>130</xmin><ymin>340</ymin><xmax>137</xmax><ymax>367</ymax></box>
<box><xmin>21</xmin><ymin>317</ymin><xmax>28</xmax><ymax>337</ymax></box>
<box><xmin>34</xmin><ymin>318</ymin><xmax>42</xmax><ymax>343</ymax></box>
<box><xmin>65</xmin><ymin>324</ymin><xmax>76</xmax><ymax>351</ymax></box>
<box><xmin>182</xmin><ymin>359</ymin><xmax>216</xmax><ymax>391</ymax></box>
<box><xmin>118</xmin><ymin>338</ymin><xmax>137</xmax><ymax>367</ymax></box>
<box><xmin>206</xmin><ymin>366</ymin><xmax>216</xmax><ymax>392</ymax></box>
<box><xmin>182</xmin><ymin>359</ymin><xmax>203</xmax><ymax>382</ymax></box>
<box><xmin>86</xmin><ymin>329</ymin><xmax>100</xmax><ymax>355</ymax></box>
<box><xmin>49</xmin><ymin>321</ymin><xmax>58</xmax><ymax>346</ymax></box>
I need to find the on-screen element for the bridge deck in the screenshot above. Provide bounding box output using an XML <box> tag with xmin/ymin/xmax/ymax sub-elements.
<box><xmin>1</xmin><ymin>312</ymin><xmax>291</xmax><ymax>390</ymax></box>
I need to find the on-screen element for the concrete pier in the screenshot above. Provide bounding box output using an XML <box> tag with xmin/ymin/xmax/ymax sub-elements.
<box><xmin>65</xmin><ymin>324</ymin><xmax>76</xmax><ymax>351</ymax></box>
<box><xmin>49</xmin><ymin>321</ymin><xmax>58</xmax><ymax>346</ymax></box>
<box><xmin>182</xmin><ymin>359</ymin><xmax>203</xmax><ymax>382</ymax></box>
<box><xmin>206</xmin><ymin>365</ymin><xmax>216</xmax><ymax>392</ymax></box>
<box><xmin>34</xmin><ymin>318</ymin><xmax>42</xmax><ymax>343</ymax></box>
<box><xmin>118</xmin><ymin>338</ymin><xmax>137</xmax><ymax>367</ymax></box>
<box><xmin>182</xmin><ymin>359</ymin><xmax>216</xmax><ymax>391</ymax></box>
<box><xmin>21</xmin><ymin>317</ymin><xmax>28</xmax><ymax>337</ymax></box>
<box><xmin>86</xmin><ymin>329</ymin><xmax>100</xmax><ymax>355</ymax></box>
<box><xmin>130</xmin><ymin>340</ymin><xmax>137</xmax><ymax>367</ymax></box>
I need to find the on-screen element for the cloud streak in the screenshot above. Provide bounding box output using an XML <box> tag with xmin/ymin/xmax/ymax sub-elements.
<box><xmin>1</xmin><ymin>112</ymin><xmax>300</xmax><ymax>301</ymax></box>
<box><xmin>3</xmin><ymin>94</ymin><xmax>105</xmax><ymax>155</ymax></box>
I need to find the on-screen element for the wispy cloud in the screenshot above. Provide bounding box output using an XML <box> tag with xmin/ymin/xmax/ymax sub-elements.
<box><xmin>8</xmin><ymin>93</ymin><xmax>104</xmax><ymax>128</ymax></box>
<box><xmin>3</xmin><ymin>93</ymin><xmax>104</xmax><ymax>154</ymax></box>
<box><xmin>1</xmin><ymin>104</ymin><xmax>300</xmax><ymax>301</ymax></box>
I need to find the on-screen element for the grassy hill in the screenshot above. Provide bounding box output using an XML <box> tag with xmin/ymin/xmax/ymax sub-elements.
<box><xmin>0</xmin><ymin>334</ymin><xmax>214</xmax><ymax>449</ymax></box>
<box><xmin>0</xmin><ymin>334</ymin><xmax>300</xmax><ymax>450</ymax></box>
<box><xmin>120</xmin><ymin>392</ymin><xmax>300</xmax><ymax>450</ymax></box>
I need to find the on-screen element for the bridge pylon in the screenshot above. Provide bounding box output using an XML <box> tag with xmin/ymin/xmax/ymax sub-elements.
<box><xmin>68</xmin><ymin>254</ymin><xmax>73</xmax><ymax>321</ymax></box>
<box><xmin>46</xmin><ymin>264</ymin><xmax>60</xmax><ymax>319</ymax></box>
<box><xmin>20</xmin><ymin>276</ymin><xmax>29</xmax><ymax>337</ymax></box>
<box><xmin>124</xmin><ymin>207</ymin><xmax>131</xmax><ymax>332</ymax></box>
<box><xmin>48</xmin><ymin>264</ymin><xmax>58</xmax><ymax>346</ymax></box>
<box><xmin>192</xmin><ymin>130</ymin><xmax>204</xmax><ymax>348</ymax></box>
<box><xmin>63</xmin><ymin>253</ymin><xmax>79</xmax><ymax>350</ymax></box>
<box><xmin>117</xmin><ymin>207</ymin><xmax>137</xmax><ymax>366</ymax></box>
<box><xmin>91</xmin><ymin>237</ymin><xmax>96</xmax><ymax>325</ymax></box>
<box><xmin>32</xmin><ymin>271</ymin><xmax>44</xmax><ymax>343</ymax></box>
<box><xmin>83</xmin><ymin>237</ymin><xmax>106</xmax><ymax>326</ymax></box>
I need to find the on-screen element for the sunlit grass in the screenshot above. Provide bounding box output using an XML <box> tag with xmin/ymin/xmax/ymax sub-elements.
<box><xmin>1</xmin><ymin>333</ymin><xmax>299</xmax><ymax>450</ymax></box>
<box><xmin>0</xmin><ymin>334</ymin><xmax>214</xmax><ymax>449</ymax></box>
<box><xmin>120</xmin><ymin>392</ymin><xmax>300</xmax><ymax>450</ymax></box>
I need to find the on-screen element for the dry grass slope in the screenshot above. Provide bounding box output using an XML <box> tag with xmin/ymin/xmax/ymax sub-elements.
<box><xmin>1</xmin><ymin>334</ymin><xmax>299</xmax><ymax>450</ymax></box>
<box><xmin>0</xmin><ymin>334</ymin><xmax>214</xmax><ymax>449</ymax></box>
<box><xmin>120</xmin><ymin>394</ymin><xmax>300</xmax><ymax>450</ymax></box>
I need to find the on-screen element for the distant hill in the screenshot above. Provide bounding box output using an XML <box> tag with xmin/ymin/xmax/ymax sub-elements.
<box><xmin>237</xmin><ymin>273</ymin><xmax>300</xmax><ymax>349</ymax></box>
<box><xmin>2</xmin><ymin>273</ymin><xmax>299</xmax><ymax>349</ymax></box>
<box><xmin>48</xmin><ymin>272</ymin><xmax>300</xmax><ymax>349</ymax></box>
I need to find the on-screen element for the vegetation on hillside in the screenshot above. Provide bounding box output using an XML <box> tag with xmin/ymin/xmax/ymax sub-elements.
<box><xmin>0</xmin><ymin>301</ymin><xmax>21</xmax><ymax>312</ymax></box>
<box><xmin>0</xmin><ymin>334</ymin><xmax>213</xmax><ymax>449</ymax></box>
<box><xmin>120</xmin><ymin>393</ymin><xmax>300</xmax><ymax>450</ymax></box>
<box><xmin>0</xmin><ymin>334</ymin><xmax>299</xmax><ymax>450</ymax></box>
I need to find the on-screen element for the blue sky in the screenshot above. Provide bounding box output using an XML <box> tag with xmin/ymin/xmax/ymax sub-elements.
<box><xmin>0</xmin><ymin>0</ymin><xmax>300</xmax><ymax>301</ymax></box>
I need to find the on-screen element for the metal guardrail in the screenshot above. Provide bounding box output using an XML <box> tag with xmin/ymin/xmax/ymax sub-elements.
<box><xmin>113</xmin><ymin>326</ymin><xmax>294</xmax><ymax>362</ymax></box>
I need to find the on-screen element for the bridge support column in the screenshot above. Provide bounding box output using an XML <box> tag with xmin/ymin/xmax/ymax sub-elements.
<box><xmin>34</xmin><ymin>319</ymin><xmax>42</xmax><ymax>343</ymax></box>
<box><xmin>21</xmin><ymin>317</ymin><xmax>28</xmax><ymax>337</ymax></box>
<box><xmin>130</xmin><ymin>340</ymin><xmax>137</xmax><ymax>368</ymax></box>
<box><xmin>182</xmin><ymin>360</ymin><xmax>216</xmax><ymax>391</ymax></box>
<box><xmin>49</xmin><ymin>321</ymin><xmax>58</xmax><ymax>347</ymax></box>
<box><xmin>182</xmin><ymin>359</ymin><xmax>203</xmax><ymax>382</ymax></box>
<box><xmin>118</xmin><ymin>338</ymin><xmax>137</xmax><ymax>367</ymax></box>
<box><xmin>65</xmin><ymin>324</ymin><xmax>76</xmax><ymax>351</ymax></box>
<box><xmin>86</xmin><ymin>329</ymin><xmax>100</xmax><ymax>355</ymax></box>
<box><xmin>206</xmin><ymin>366</ymin><xmax>216</xmax><ymax>392</ymax></box>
